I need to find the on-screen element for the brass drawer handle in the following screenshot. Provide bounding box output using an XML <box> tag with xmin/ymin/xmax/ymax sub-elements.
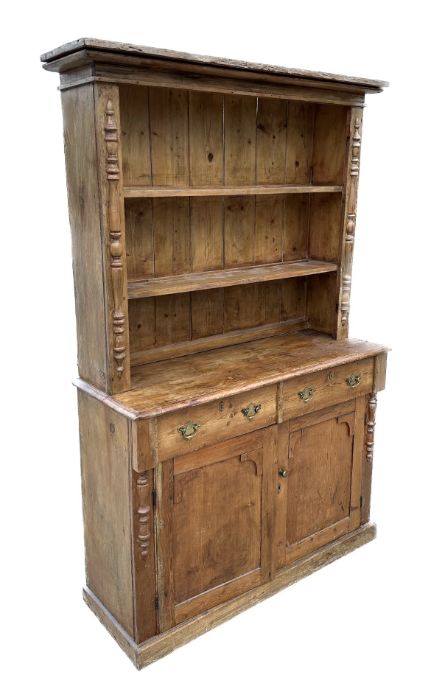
<box><xmin>298</xmin><ymin>387</ymin><xmax>314</xmax><ymax>403</ymax></box>
<box><xmin>241</xmin><ymin>403</ymin><xmax>262</xmax><ymax>420</ymax></box>
<box><xmin>178</xmin><ymin>421</ymin><xmax>201</xmax><ymax>440</ymax></box>
<box><xmin>279</xmin><ymin>468</ymin><xmax>288</xmax><ymax>478</ymax></box>
<box><xmin>345</xmin><ymin>374</ymin><xmax>361</xmax><ymax>388</ymax></box>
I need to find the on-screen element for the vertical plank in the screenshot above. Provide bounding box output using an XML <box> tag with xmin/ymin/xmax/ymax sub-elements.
<box><xmin>120</xmin><ymin>84</ymin><xmax>152</xmax><ymax>186</ymax></box>
<box><xmin>255</xmin><ymin>195</ymin><xmax>283</xmax><ymax>264</ymax></box>
<box><xmin>312</xmin><ymin>105</ymin><xmax>349</xmax><ymax>184</ymax></box>
<box><xmin>283</xmin><ymin>194</ymin><xmax>310</xmax><ymax>261</ymax></box>
<box><xmin>286</xmin><ymin>102</ymin><xmax>315</xmax><ymax>184</ymax></box>
<box><xmin>223</xmin><ymin>283</ymin><xmax>261</xmax><ymax>332</ymax></box>
<box><xmin>155</xmin><ymin>293</ymin><xmax>191</xmax><ymax>346</ymax></box>
<box><xmin>155</xmin><ymin>459</ymin><xmax>175</xmax><ymax>632</ymax></box>
<box><xmin>191</xmin><ymin>289</ymin><xmax>224</xmax><ymax>339</ymax></box>
<box><xmin>149</xmin><ymin>87</ymin><xmax>189</xmax><ymax>186</ymax></box>
<box><xmin>308</xmin><ymin>193</ymin><xmax>343</xmax><ymax>262</ymax></box>
<box><xmin>260</xmin><ymin>282</ymin><xmax>282</xmax><ymax>324</ymax></box>
<box><xmin>189</xmin><ymin>92</ymin><xmax>224</xmax><ymax>185</ymax></box>
<box><xmin>190</xmin><ymin>197</ymin><xmax>224</xmax><ymax>271</ymax></box>
<box><xmin>128</xmin><ymin>298</ymin><xmax>156</xmax><ymax>354</ymax></box>
<box><xmin>124</xmin><ymin>200</ymin><xmax>154</xmax><ymax>281</ymax></box>
<box><xmin>307</xmin><ymin>272</ymin><xmax>338</xmax><ymax>335</ymax></box>
<box><xmin>153</xmin><ymin>198</ymin><xmax>191</xmax><ymax>276</ymax></box>
<box><xmin>224</xmin><ymin>95</ymin><xmax>257</xmax><ymax>185</ymax></box>
<box><xmin>256</xmin><ymin>98</ymin><xmax>288</xmax><ymax>183</ymax></box>
<box><xmin>223</xmin><ymin>281</ymin><xmax>283</xmax><ymax>332</ymax></box>
<box><xmin>280</xmin><ymin>278</ymin><xmax>307</xmax><ymax>320</ymax></box>
<box><xmin>224</xmin><ymin>196</ymin><xmax>255</xmax><ymax>267</ymax></box>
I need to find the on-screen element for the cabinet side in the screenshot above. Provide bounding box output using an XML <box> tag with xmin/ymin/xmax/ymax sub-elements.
<box><xmin>78</xmin><ymin>390</ymin><xmax>134</xmax><ymax>636</ymax></box>
<box><xmin>61</xmin><ymin>85</ymin><xmax>109</xmax><ymax>391</ymax></box>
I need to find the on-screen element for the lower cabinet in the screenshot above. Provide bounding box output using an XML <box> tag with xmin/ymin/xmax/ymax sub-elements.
<box><xmin>157</xmin><ymin>429</ymin><xmax>276</xmax><ymax>629</ymax></box>
<box><xmin>157</xmin><ymin>395</ymin><xmax>370</xmax><ymax>627</ymax></box>
<box><xmin>275</xmin><ymin>398</ymin><xmax>366</xmax><ymax>568</ymax></box>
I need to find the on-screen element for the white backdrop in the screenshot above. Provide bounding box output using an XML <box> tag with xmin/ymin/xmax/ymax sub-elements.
<box><xmin>2</xmin><ymin>2</ymin><xmax>430</xmax><ymax>697</ymax></box>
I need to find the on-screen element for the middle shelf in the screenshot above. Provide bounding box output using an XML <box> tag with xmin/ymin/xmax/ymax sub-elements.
<box><xmin>123</xmin><ymin>184</ymin><xmax>344</xmax><ymax>199</ymax></box>
<box><xmin>127</xmin><ymin>259</ymin><xmax>337</xmax><ymax>299</ymax></box>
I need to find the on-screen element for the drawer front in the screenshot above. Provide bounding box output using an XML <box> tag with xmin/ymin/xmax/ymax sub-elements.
<box><xmin>281</xmin><ymin>358</ymin><xmax>374</xmax><ymax>420</ymax></box>
<box><xmin>158</xmin><ymin>385</ymin><xmax>277</xmax><ymax>460</ymax></box>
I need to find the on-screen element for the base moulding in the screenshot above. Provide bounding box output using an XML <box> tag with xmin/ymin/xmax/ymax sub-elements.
<box><xmin>83</xmin><ymin>522</ymin><xmax>376</xmax><ymax>669</ymax></box>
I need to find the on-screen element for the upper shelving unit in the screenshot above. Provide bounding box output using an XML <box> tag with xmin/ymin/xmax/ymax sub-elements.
<box><xmin>128</xmin><ymin>259</ymin><xmax>337</xmax><ymax>299</ymax></box>
<box><xmin>123</xmin><ymin>185</ymin><xmax>344</xmax><ymax>199</ymax></box>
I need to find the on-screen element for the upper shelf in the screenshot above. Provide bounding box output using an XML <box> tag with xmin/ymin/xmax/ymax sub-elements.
<box><xmin>128</xmin><ymin>259</ymin><xmax>337</xmax><ymax>299</ymax></box>
<box><xmin>123</xmin><ymin>184</ymin><xmax>344</xmax><ymax>199</ymax></box>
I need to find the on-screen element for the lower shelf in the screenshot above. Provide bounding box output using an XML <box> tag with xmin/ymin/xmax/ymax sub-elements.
<box><xmin>83</xmin><ymin>522</ymin><xmax>376</xmax><ymax>670</ymax></box>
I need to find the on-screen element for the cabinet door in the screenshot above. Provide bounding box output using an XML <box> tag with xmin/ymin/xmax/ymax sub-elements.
<box><xmin>275</xmin><ymin>399</ymin><xmax>366</xmax><ymax>568</ymax></box>
<box><xmin>157</xmin><ymin>428</ymin><xmax>275</xmax><ymax>630</ymax></box>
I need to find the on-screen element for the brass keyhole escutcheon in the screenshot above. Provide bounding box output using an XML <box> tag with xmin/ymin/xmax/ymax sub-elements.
<box><xmin>298</xmin><ymin>387</ymin><xmax>314</xmax><ymax>403</ymax></box>
<box><xmin>345</xmin><ymin>374</ymin><xmax>361</xmax><ymax>388</ymax></box>
<box><xmin>177</xmin><ymin>421</ymin><xmax>201</xmax><ymax>440</ymax></box>
<box><xmin>241</xmin><ymin>403</ymin><xmax>262</xmax><ymax>420</ymax></box>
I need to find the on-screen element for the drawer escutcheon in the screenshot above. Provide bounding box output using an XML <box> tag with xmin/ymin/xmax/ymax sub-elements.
<box><xmin>241</xmin><ymin>403</ymin><xmax>262</xmax><ymax>420</ymax></box>
<box><xmin>178</xmin><ymin>421</ymin><xmax>201</xmax><ymax>440</ymax></box>
<box><xmin>298</xmin><ymin>387</ymin><xmax>314</xmax><ymax>403</ymax></box>
<box><xmin>345</xmin><ymin>374</ymin><xmax>361</xmax><ymax>388</ymax></box>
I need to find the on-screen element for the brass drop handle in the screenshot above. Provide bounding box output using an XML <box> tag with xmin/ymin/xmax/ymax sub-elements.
<box><xmin>298</xmin><ymin>387</ymin><xmax>314</xmax><ymax>403</ymax></box>
<box><xmin>177</xmin><ymin>421</ymin><xmax>201</xmax><ymax>440</ymax></box>
<box><xmin>345</xmin><ymin>374</ymin><xmax>361</xmax><ymax>388</ymax></box>
<box><xmin>241</xmin><ymin>403</ymin><xmax>262</xmax><ymax>420</ymax></box>
<box><xmin>278</xmin><ymin>468</ymin><xmax>288</xmax><ymax>478</ymax></box>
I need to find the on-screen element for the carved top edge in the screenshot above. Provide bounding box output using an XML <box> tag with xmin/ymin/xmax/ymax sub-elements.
<box><xmin>40</xmin><ymin>38</ymin><xmax>388</xmax><ymax>90</ymax></box>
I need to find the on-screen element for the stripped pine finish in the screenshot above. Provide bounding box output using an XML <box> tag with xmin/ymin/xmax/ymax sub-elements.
<box><xmin>42</xmin><ymin>38</ymin><xmax>388</xmax><ymax>669</ymax></box>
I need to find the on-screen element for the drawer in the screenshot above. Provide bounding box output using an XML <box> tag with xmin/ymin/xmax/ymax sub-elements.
<box><xmin>280</xmin><ymin>357</ymin><xmax>374</xmax><ymax>420</ymax></box>
<box><xmin>158</xmin><ymin>385</ymin><xmax>277</xmax><ymax>460</ymax></box>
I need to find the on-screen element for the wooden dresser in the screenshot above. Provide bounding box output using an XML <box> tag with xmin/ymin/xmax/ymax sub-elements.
<box><xmin>41</xmin><ymin>38</ymin><xmax>388</xmax><ymax>669</ymax></box>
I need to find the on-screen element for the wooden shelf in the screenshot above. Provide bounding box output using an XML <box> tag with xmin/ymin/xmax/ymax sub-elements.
<box><xmin>128</xmin><ymin>260</ymin><xmax>338</xmax><ymax>299</ymax></box>
<box><xmin>123</xmin><ymin>184</ymin><xmax>344</xmax><ymax>199</ymax></box>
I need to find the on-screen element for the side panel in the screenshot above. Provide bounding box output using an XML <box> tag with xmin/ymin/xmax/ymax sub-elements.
<box><xmin>61</xmin><ymin>85</ymin><xmax>108</xmax><ymax>390</ymax></box>
<box><xmin>78</xmin><ymin>391</ymin><xmax>134</xmax><ymax>635</ymax></box>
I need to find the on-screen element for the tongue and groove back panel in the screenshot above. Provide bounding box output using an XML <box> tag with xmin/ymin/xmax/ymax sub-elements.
<box><xmin>119</xmin><ymin>86</ymin><xmax>348</xmax><ymax>187</ymax></box>
<box><xmin>121</xmin><ymin>86</ymin><xmax>347</xmax><ymax>365</ymax></box>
